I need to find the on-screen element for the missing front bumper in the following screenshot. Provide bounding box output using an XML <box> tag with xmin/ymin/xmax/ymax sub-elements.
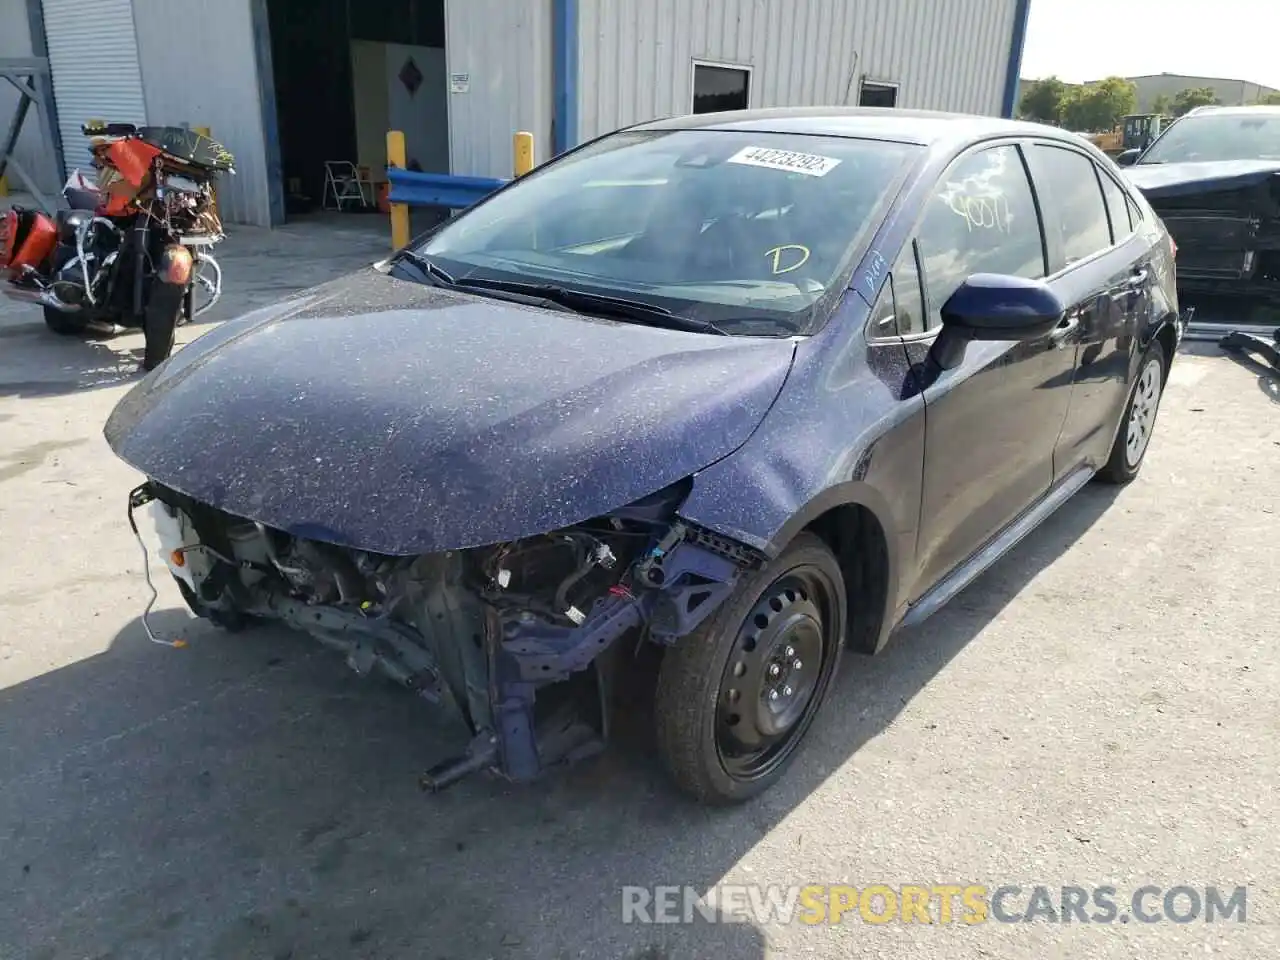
<box><xmin>126</xmin><ymin>481</ymin><xmax>757</xmax><ymax>790</ymax></box>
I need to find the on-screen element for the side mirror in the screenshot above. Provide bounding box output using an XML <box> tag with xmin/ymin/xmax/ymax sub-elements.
<box><xmin>932</xmin><ymin>274</ymin><xmax>1066</xmax><ymax>369</ymax></box>
<box><xmin>1115</xmin><ymin>149</ymin><xmax>1141</xmax><ymax>167</ymax></box>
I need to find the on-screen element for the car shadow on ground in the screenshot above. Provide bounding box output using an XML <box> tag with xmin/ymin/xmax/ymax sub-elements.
<box><xmin>0</xmin><ymin>485</ymin><xmax>1121</xmax><ymax>960</ymax></box>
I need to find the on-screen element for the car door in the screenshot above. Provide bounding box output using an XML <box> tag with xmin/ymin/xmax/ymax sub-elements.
<box><xmin>1022</xmin><ymin>142</ymin><xmax>1142</xmax><ymax>478</ymax></box>
<box><xmin>896</xmin><ymin>141</ymin><xmax>1079</xmax><ymax>601</ymax></box>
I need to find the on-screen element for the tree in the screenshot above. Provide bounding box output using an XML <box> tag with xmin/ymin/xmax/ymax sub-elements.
<box><xmin>1018</xmin><ymin>76</ymin><xmax>1070</xmax><ymax>125</ymax></box>
<box><xmin>1151</xmin><ymin>94</ymin><xmax>1173</xmax><ymax>116</ymax></box>
<box><xmin>1061</xmin><ymin>77</ymin><xmax>1138</xmax><ymax>132</ymax></box>
<box><xmin>1172</xmin><ymin>87</ymin><xmax>1221</xmax><ymax>116</ymax></box>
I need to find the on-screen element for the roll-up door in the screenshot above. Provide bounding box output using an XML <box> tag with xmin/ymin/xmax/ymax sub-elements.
<box><xmin>42</xmin><ymin>0</ymin><xmax>147</xmax><ymax>177</ymax></box>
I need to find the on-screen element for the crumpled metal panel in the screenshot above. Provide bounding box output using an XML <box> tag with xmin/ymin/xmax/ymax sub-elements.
<box><xmin>104</xmin><ymin>269</ymin><xmax>796</xmax><ymax>556</ymax></box>
<box><xmin>1123</xmin><ymin>160</ymin><xmax>1280</xmax><ymax>201</ymax></box>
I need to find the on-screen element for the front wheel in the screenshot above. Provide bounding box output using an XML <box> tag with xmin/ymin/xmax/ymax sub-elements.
<box><xmin>141</xmin><ymin>282</ymin><xmax>185</xmax><ymax>371</ymax></box>
<box><xmin>653</xmin><ymin>532</ymin><xmax>846</xmax><ymax>804</ymax></box>
<box><xmin>1097</xmin><ymin>343</ymin><xmax>1166</xmax><ymax>484</ymax></box>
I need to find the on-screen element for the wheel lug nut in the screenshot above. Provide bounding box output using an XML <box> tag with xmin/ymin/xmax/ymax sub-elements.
<box><xmin>783</xmin><ymin>686</ymin><xmax>793</xmax><ymax>697</ymax></box>
<box><xmin>769</xmin><ymin>664</ymin><xmax>780</xmax><ymax>677</ymax></box>
<box><xmin>793</xmin><ymin>659</ymin><xmax>802</xmax><ymax>670</ymax></box>
<box><xmin>785</xmin><ymin>646</ymin><xmax>795</xmax><ymax>657</ymax></box>
<box><xmin>769</xmin><ymin>689</ymin><xmax>779</xmax><ymax>701</ymax></box>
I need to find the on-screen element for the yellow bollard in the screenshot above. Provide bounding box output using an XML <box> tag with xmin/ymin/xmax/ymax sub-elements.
<box><xmin>193</xmin><ymin>125</ymin><xmax>219</xmax><ymax>218</ymax></box>
<box><xmin>513</xmin><ymin>131</ymin><xmax>534</xmax><ymax>177</ymax></box>
<box><xmin>386</xmin><ymin>130</ymin><xmax>410</xmax><ymax>250</ymax></box>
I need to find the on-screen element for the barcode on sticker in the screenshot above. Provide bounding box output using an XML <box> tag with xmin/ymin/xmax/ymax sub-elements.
<box><xmin>726</xmin><ymin>146</ymin><xmax>842</xmax><ymax>177</ymax></box>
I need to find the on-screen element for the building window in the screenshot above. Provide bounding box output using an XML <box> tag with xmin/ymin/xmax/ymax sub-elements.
<box><xmin>859</xmin><ymin>80</ymin><xmax>899</xmax><ymax>108</ymax></box>
<box><xmin>692</xmin><ymin>62</ymin><xmax>751</xmax><ymax>114</ymax></box>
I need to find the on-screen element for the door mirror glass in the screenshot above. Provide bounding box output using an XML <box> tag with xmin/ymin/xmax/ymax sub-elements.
<box><xmin>940</xmin><ymin>273</ymin><xmax>1066</xmax><ymax>341</ymax></box>
<box><xmin>1115</xmin><ymin>148</ymin><xmax>1141</xmax><ymax>167</ymax></box>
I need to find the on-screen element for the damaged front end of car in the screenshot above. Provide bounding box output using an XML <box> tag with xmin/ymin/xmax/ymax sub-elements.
<box><xmin>127</xmin><ymin>477</ymin><xmax>764</xmax><ymax>790</ymax></box>
<box><xmin>1130</xmin><ymin>163</ymin><xmax>1280</xmax><ymax>340</ymax></box>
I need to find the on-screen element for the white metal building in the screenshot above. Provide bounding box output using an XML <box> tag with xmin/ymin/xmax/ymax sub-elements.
<box><xmin>3</xmin><ymin>0</ymin><xmax>1031</xmax><ymax>227</ymax></box>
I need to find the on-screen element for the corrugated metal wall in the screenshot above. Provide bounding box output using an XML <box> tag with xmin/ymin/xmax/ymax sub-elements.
<box><xmin>577</xmin><ymin>0</ymin><xmax>1018</xmax><ymax>142</ymax></box>
<box><xmin>42</xmin><ymin>0</ymin><xmax>147</xmax><ymax>177</ymax></box>
<box><xmin>133</xmin><ymin>0</ymin><xmax>272</xmax><ymax>226</ymax></box>
<box><xmin>444</xmin><ymin>0</ymin><xmax>553</xmax><ymax>179</ymax></box>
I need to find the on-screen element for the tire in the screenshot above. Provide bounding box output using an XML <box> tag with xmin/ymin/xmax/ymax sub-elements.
<box><xmin>653</xmin><ymin>532</ymin><xmax>847</xmax><ymax>804</ymax></box>
<box><xmin>1097</xmin><ymin>343</ymin><xmax>1166</xmax><ymax>485</ymax></box>
<box><xmin>43</xmin><ymin>306</ymin><xmax>87</xmax><ymax>336</ymax></box>
<box><xmin>141</xmin><ymin>288</ymin><xmax>183</xmax><ymax>371</ymax></box>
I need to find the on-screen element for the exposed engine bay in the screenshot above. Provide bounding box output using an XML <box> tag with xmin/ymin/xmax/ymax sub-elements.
<box><xmin>128</xmin><ymin>480</ymin><xmax>763</xmax><ymax>789</ymax></box>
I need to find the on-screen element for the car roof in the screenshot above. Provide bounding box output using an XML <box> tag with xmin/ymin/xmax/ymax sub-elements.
<box><xmin>633</xmin><ymin>107</ymin><xmax>1073</xmax><ymax>148</ymax></box>
<box><xmin>1183</xmin><ymin>104</ymin><xmax>1280</xmax><ymax>118</ymax></box>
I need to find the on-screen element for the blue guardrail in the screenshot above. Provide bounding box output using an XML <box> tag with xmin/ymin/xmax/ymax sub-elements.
<box><xmin>387</xmin><ymin>168</ymin><xmax>507</xmax><ymax>210</ymax></box>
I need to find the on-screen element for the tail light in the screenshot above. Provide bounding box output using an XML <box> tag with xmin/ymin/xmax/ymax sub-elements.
<box><xmin>1170</xmin><ymin>237</ymin><xmax>1177</xmax><ymax>258</ymax></box>
<box><xmin>0</xmin><ymin>208</ymin><xmax>57</xmax><ymax>275</ymax></box>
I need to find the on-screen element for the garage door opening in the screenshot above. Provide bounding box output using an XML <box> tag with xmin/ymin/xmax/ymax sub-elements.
<box><xmin>263</xmin><ymin>0</ymin><xmax>449</xmax><ymax>223</ymax></box>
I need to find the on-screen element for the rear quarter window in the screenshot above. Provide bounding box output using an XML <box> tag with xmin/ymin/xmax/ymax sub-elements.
<box><xmin>1097</xmin><ymin>169</ymin><xmax>1133</xmax><ymax>244</ymax></box>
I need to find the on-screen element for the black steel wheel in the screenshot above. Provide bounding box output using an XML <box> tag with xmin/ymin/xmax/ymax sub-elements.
<box><xmin>654</xmin><ymin>532</ymin><xmax>846</xmax><ymax>804</ymax></box>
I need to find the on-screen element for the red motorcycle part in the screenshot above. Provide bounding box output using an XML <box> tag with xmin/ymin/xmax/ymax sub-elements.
<box><xmin>107</xmin><ymin>137</ymin><xmax>162</xmax><ymax>187</ymax></box>
<box><xmin>157</xmin><ymin>244</ymin><xmax>194</xmax><ymax>285</ymax></box>
<box><xmin>0</xmin><ymin>208</ymin><xmax>57</xmax><ymax>275</ymax></box>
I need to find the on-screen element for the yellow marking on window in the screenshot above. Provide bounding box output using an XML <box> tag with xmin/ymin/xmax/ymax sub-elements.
<box><xmin>766</xmin><ymin>244</ymin><xmax>811</xmax><ymax>275</ymax></box>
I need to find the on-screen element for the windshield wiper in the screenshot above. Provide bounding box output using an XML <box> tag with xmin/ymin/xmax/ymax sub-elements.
<box><xmin>394</xmin><ymin>250</ymin><xmax>457</xmax><ymax>286</ymax></box>
<box><xmin>391</xmin><ymin>252</ymin><xmax>576</xmax><ymax>312</ymax></box>
<box><xmin>453</xmin><ymin>277</ymin><xmax>730</xmax><ymax>335</ymax></box>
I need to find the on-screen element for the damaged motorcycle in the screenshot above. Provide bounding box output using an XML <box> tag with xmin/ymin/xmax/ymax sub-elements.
<box><xmin>0</xmin><ymin>122</ymin><xmax>233</xmax><ymax>369</ymax></box>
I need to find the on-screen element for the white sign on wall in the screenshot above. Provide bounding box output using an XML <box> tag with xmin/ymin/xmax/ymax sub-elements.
<box><xmin>449</xmin><ymin>73</ymin><xmax>471</xmax><ymax>94</ymax></box>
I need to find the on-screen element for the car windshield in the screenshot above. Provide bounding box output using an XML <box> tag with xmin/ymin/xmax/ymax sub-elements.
<box><xmin>1139</xmin><ymin>112</ymin><xmax>1280</xmax><ymax>164</ymax></box>
<box><xmin>411</xmin><ymin>128</ymin><xmax>919</xmax><ymax>336</ymax></box>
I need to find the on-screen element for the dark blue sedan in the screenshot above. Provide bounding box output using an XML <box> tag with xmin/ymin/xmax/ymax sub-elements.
<box><xmin>106</xmin><ymin>108</ymin><xmax>1183</xmax><ymax>804</ymax></box>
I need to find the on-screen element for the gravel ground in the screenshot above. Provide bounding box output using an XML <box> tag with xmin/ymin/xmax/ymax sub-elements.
<box><xmin>1</xmin><ymin>246</ymin><xmax>1277</xmax><ymax>960</ymax></box>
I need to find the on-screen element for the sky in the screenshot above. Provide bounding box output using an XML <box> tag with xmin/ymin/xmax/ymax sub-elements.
<box><xmin>1020</xmin><ymin>0</ymin><xmax>1278</xmax><ymax>89</ymax></box>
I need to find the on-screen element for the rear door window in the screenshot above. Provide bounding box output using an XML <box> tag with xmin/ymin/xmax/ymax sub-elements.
<box><xmin>1026</xmin><ymin>144</ymin><xmax>1113</xmax><ymax>268</ymax></box>
<box><xmin>915</xmin><ymin>144</ymin><xmax>1047</xmax><ymax>327</ymax></box>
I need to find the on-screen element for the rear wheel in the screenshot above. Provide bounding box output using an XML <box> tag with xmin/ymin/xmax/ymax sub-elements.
<box><xmin>43</xmin><ymin>306</ymin><xmax>87</xmax><ymax>336</ymax></box>
<box><xmin>653</xmin><ymin>532</ymin><xmax>846</xmax><ymax>804</ymax></box>
<box><xmin>1097</xmin><ymin>344</ymin><xmax>1166</xmax><ymax>484</ymax></box>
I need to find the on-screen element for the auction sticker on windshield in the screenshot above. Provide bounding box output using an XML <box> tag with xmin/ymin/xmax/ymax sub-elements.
<box><xmin>727</xmin><ymin>146</ymin><xmax>842</xmax><ymax>177</ymax></box>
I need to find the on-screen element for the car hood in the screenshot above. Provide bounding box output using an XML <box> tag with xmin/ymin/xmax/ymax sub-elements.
<box><xmin>1124</xmin><ymin>159</ymin><xmax>1280</xmax><ymax>200</ymax></box>
<box><xmin>105</xmin><ymin>269</ymin><xmax>796</xmax><ymax>555</ymax></box>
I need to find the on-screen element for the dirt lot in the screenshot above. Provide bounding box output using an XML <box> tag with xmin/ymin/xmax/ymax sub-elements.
<box><xmin>1</xmin><ymin>244</ymin><xmax>1278</xmax><ymax>960</ymax></box>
